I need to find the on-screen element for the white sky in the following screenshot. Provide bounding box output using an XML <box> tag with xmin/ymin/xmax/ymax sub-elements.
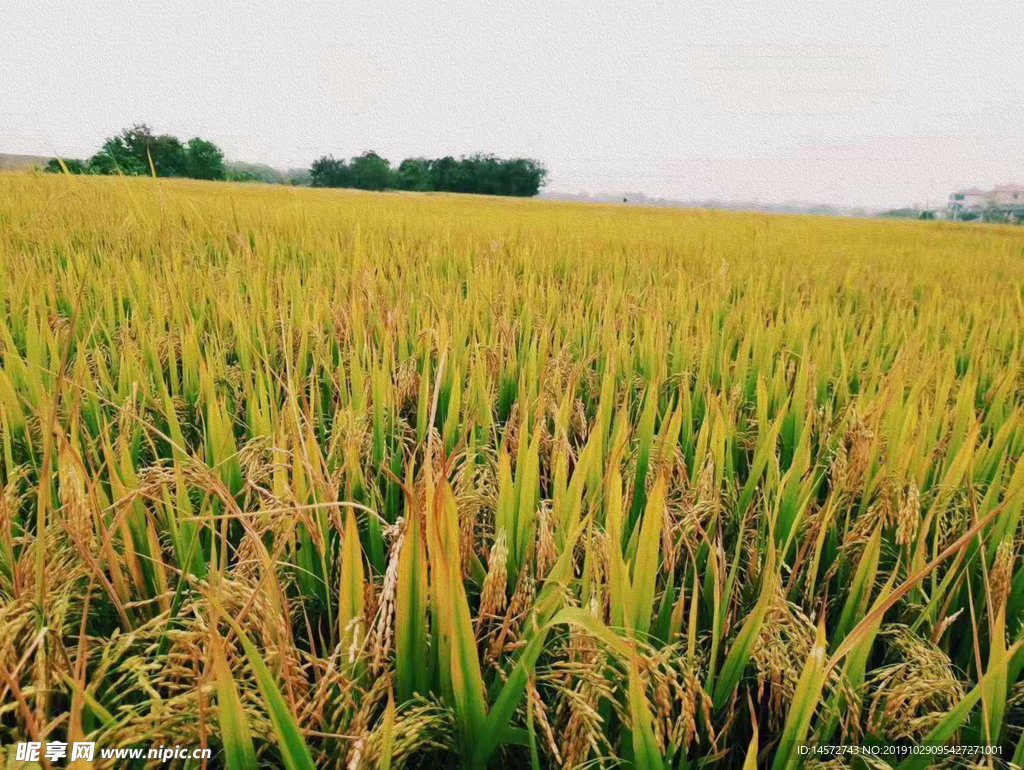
<box><xmin>3</xmin><ymin>0</ymin><xmax>1022</xmax><ymax>207</ymax></box>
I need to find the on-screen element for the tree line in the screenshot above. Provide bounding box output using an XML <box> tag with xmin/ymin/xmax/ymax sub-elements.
<box><xmin>46</xmin><ymin>125</ymin><xmax>549</xmax><ymax>197</ymax></box>
<box><xmin>46</xmin><ymin>124</ymin><xmax>229</xmax><ymax>180</ymax></box>
<box><xmin>310</xmin><ymin>152</ymin><xmax>548</xmax><ymax>196</ymax></box>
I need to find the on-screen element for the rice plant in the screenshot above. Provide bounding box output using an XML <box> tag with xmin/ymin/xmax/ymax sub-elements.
<box><xmin>1</xmin><ymin>171</ymin><xmax>1024</xmax><ymax>768</ymax></box>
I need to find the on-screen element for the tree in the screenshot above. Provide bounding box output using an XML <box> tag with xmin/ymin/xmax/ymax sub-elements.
<box><xmin>184</xmin><ymin>137</ymin><xmax>226</xmax><ymax>180</ymax></box>
<box><xmin>310</xmin><ymin>156</ymin><xmax>351</xmax><ymax>188</ymax></box>
<box><xmin>116</xmin><ymin>124</ymin><xmax>187</xmax><ymax>177</ymax></box>
<box><xmin>307</xmin><ymin>151</ymin><xmax>548</xmax><ymax>197</ymax></box>
<box><xmin>428</xmin><ymin>156</ymin><xmax>461</xmax><ymax>192</ymax></box>
<box><xmin>502</xmin><ymin>158</ymin><xmax>547</xmax><ymax>196</ymax></box>
<box><xmin>80</xmin><ymin>125</ymin><xmax>228</xmax><ymax>179</ymax></box>
<box><xmin>460</xmin><ymin>154</ymin><xmax>501</xmax><ymax>194</ymax></box>
<box><xmin>84</xmin><ymin>125</ymin><xmax>185</xmax><ymax>176</ymax></box>
<box><xmin>349</xmin><ymin>151</ymin><xmax>391</xmax><ymax>191</ymax></box>
<box><xmin>44</xmin><ymin>158</ymin><xmax>88</xmax><ymax>174</ymax></box>
<box><xmin>88</xmin><ymin>137</ymin><xmax>145</xmax><ymax>176</ymax></box>
<box><xmin>396</xmin><ymin>157</ymin><xmax>432</xmax><ymax>191</ymax></box>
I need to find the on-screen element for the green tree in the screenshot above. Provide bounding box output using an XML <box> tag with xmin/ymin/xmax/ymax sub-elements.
<box><xmin>309</xmin><ymin>150</ymin><xmax>548</xmax><ymax>197</ymax></box>
<box><xmin>463</xmin><ymin>154</ymin><xmax>506</xmax><ymax>195</ymax></box>
<box><xmin>184</xmin><ymin>137</ymin><xmax>226</xmax><ymax>180</ymax></box>
<box><xmin>310</xmin><ymin>156</ymin><xmax>351</xmax><ymax>188</ymax></box>
<box><xmin>502</xmin><ymin>158</ymin><xmax>547</xmax><ymax>196</ymax></box>
<box><xmin>86</xmin><ymin>125</ymin><xmax>186</xmax><ymax>177</ymax></box>
<box><xmin>349</xmin><ymin>151</ymin><xmax>391</xmax><ymax>191</ymax></box>
<box><xmin>428</xmin><ymin>156</ymin><xmax>461</xmax><ymax>192</ymax></box>
<box><xmin>87</xmin><ymin>139</ymin><xmax>145</xmax><ymax>175</ymax></box>
<box><xmin>396</xmin><ymin>158</ymin><xmax>432</xmax><ymax>191</ymax></box>
<box><xmin>44</xmin><ymin>158</ymin><xmax>88</xmax><ymax>174</ymax></box>
<box><xmin>120</xmin><ymin>125</ymin><xmax>187</xmax><ymax>176</ymax></box>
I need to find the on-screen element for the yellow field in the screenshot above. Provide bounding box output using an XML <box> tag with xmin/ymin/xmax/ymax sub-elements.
<box><xmin>1</xmin><ymin>172</ymin><xmax>1024</xmax><ymax>768</ymax></box>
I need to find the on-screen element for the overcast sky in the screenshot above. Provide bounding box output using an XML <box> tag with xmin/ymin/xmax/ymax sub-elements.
<box><xmin>3</xmin><ymin>0</ymin><xmax>1022</xmax><ymax>207</ymax></box>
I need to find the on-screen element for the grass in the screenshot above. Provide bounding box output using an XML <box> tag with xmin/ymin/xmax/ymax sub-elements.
<box><xmin>1</xmin><ymin>170</ymin><xmax>1024</xmax><ymax>768</ymax></box>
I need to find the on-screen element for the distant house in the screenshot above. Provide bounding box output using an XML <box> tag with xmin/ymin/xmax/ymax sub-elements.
<box><xmin>993</xmin><ymin>183</ymin><xmax>1024</xmax><ymax>207</ymax></box>
<box><xmin>947</xmin><ymin>183</ymin><xmax>1024</xmax><ymax>221</ymax></box>
<box><xmin>947</xmin><ymin>187</ymin><xmax>989</xmax><ymax>218</ymax></box>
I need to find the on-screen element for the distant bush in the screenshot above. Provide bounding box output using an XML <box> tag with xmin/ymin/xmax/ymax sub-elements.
<box><xmin>44</xmin><ymin>158</ymin><xmax>88</xmax><ymax>174</ymax></box>
<box><xmin>226</xmin><ymin>161</ymin><xmax>288</xmax><ymax>185</ymax></box>
<box><xmin>879</xmin><ymin>208</ymin><xmax>936</xmax><ymax>220</ymax></box>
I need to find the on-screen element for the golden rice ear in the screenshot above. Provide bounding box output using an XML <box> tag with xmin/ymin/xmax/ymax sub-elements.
<box><xmin>896</xmin><ymin>635</ymin><xmax>1024</xmax><ymax>770</ymax></box>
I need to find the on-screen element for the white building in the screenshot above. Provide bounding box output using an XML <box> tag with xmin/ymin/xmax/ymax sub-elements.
<box><xmin>992</xmin><ymin>183</ymin><xmax>1024</xmax><ymax>207</ymax></box>
<box><xmin>947</xmin><ymin>184</ymin><xmax>1024</xmax><ymax>220</ymax></box>
<box><xmin>947</xmin><ymin>187</ymin><xmax>989</xmax><ymax>217</ymax></box>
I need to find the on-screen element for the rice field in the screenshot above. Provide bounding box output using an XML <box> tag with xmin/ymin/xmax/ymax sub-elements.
<box><xmin>2</xmin><ymin>171</ymin><xmax>1024</xmax><ymax>768</ymax></box>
